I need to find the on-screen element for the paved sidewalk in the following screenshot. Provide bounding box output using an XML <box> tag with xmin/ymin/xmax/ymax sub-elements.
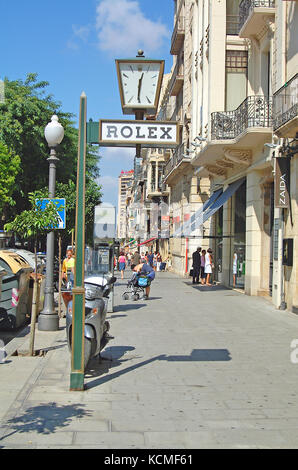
<box><xmin>1</xmin><ymin>271</ymin><xmax>298</xmax><ymax>449</ymax></box>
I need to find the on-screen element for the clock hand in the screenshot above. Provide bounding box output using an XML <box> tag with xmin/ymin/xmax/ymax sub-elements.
<box><xmin>138</xmin><ymin>73</ymin><xmax>144</xmax><ymax>103</ymax></box>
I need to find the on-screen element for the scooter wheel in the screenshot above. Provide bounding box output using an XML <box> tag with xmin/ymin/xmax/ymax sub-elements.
<box><xmin>122</xmin><ymin>294</ymin><xmax>129</xmax><ymax>300</ymax></box>
<box><xmin>84</xmin><ymin>337</ymin><xmax>94</xmax><ymax>370</ymax></box>
<box><xmin>133</xmin><ymin>294</ymin><xmax>139</xmax><ymax>301</ymax></box>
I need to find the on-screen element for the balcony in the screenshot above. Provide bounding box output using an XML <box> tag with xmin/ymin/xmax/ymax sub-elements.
<box><xmin>163</xmin><ymin>143</ymin><xmax>191</xmax><ymax>184</ymax></box>
<box><xmin>157</xmin><ymin>102</ymin><xmax>173</xmax><ymax>121</ymax></box>
<box><xmin>239</xmin><ymin>0</ymin><xmax>275</xmax><ymax>38</ymax></box>
<box><xmin>147</xmin><ymin>181</ymin><xmax>167</xmax><ymax>199</ymax></box>
<box><xmin>211</xmin><ymin>95</ymin><xmax>272</xmax><ymax>140</ymax></box>
<box><xmin>273</xmin><ymin>74</ymin><xmax>298</xmax><ymax>138</ymax></box>
<box><xmin>170</xmin><ymin>16</ymin><xmax>185</xmax><ymax>55</ymax></box>
<box><xmin>169</xmin><ymin>61</ymin><xmax>184</xmax><ymax>97</ymax></box>
<box><xmin>192</xmin><ymin>96</ymin><xmax>273</xmax><ymax>171</ymax></box>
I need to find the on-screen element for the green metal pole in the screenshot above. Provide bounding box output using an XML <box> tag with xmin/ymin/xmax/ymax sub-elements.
<box><xmin>70</xmin><ymin>92</ymin><xmax>87</xmax><ymax>391</ymax></box>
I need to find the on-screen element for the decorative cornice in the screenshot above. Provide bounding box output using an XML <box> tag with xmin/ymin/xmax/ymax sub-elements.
<box><xmin>224</xmin><ymin>149</ymin><xmax>252</xmax><ymax>166</ymax></box>
<box><xmin>205</xmin><ymin>165</ymin><xmax>226</xmax><ymax>177</ymax></box>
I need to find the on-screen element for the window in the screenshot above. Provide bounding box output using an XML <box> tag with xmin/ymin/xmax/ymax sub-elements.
<box><xmin>226</xmin><ymin>0</ymin><xmax>241</xmax><ymax>35</ymax></box>
<box><xmin>225</xmin><ymin>50</ymin><xmax>248</xmax><ymax>111</ymax></box>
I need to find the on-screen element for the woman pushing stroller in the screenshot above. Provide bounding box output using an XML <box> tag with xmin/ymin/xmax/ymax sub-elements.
<box><xmin>133</xmin><ymin>262</ymin><xmax>155</xmax><ymax>300</ymax></box>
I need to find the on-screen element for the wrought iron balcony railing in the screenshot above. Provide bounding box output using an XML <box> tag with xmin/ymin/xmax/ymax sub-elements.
<box><xmin>164</xmin><ymin>143</ymin><xmax>190</xmax><ymax>179</ymax></box>
<box><xmin>171</xmin><ymin>16</ymin><xmax>185</xmax><ymax>55</ymax></box>
<box><xmin>149</xmin><ymin>182</ymin><xmax>164</xmax><ymax>194</ymax></box>
<box><xmin>169</xmin><ymin>60</ymin><xmax>184</xmax><ymax>96</ymax></box>
<box><xmin>211</xmin><ymin>95</ymin><xmax>272</xmax><ymax>140</ymax></box>
<box><xmin>239</xmin><ymin>0</ymin><xmax>275</xmax><ymax>31</ymax></box>
<box><xmin>273</xmin><ymin>73</ymin><xmax>298</xmax><ymax>132</ymax></box>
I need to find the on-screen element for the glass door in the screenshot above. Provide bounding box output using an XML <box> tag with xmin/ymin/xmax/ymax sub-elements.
<box><xmin>214</xmin><ymin>206</ymin><xmax>223</xmax><ymax>283</ymax></box>
<box><xmin>230</xmin><ymin>179</ymin><xmax>246</xmax><ymax>289</ymax></box>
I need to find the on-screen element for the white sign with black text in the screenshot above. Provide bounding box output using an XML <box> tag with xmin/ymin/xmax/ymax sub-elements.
<box><xmin>99</xmin><ymin>120</ymin><xmax>179</xmax><ymax>148</ymax></box>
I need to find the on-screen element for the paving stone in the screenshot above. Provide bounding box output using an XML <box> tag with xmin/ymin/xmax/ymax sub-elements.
<box><xmin>1</xmin><ymin>272</ymin><xmax>298</xmax><ymax>448</ymax></box>
<box><xmin>72</xmin><ymin>431</ymin><xmax>145</xmax><ymax>448</ymax></box>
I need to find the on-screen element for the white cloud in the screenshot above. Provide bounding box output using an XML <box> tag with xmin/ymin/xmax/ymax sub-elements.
<box><xmin>95</xmin><ymin>0</ymin><xmax>170</xmax><ymax>55</ymax></box>
<box><xmin>98</xmin><ymin>175</ymin><xmax>119</xmax><ymax>188</ymax></box>
<box><xmin>101</xmin><ymin>147</ymin><xmax>135</xmax><ymax>162</ymax></box>
<box><xmin>97</xmin><ymin>174</ymin><xmax>119</xmax><ymax>207</ymax></box>
<box><xmin>66</xmin><ymin>24</ymin><xmax>91</xmax><ymax>51</ymax></box>
<box><xmin>72</xmin><ymin>25</ymin><xmax>91</xmax><ymax>42</ymax></box>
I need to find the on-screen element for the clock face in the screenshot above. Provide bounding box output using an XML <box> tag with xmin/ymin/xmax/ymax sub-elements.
<box><xmin>119</xmin><ymin>61</ymin><xmax>162</xmax><ymax>108</ymax></box>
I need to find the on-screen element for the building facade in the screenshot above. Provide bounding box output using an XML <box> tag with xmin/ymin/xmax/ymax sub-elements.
<box><xmin>117</xmin><ymin>170</ymin><xmax>134</xmax><ymax>239</ymax></box>
<box><xmin>188</xmin><ymin>0</ymin><xmax>297</xmax><ymax>312</ymax></box>
<box><xmin>118</xmin><ymin>0</ymin><xmax>297</xmax><ymax>313</ymax></box>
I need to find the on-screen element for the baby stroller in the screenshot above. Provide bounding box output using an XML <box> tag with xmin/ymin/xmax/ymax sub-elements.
<box><xmin>122</xmin><ymin>272</ymin><xmax>151</xmax><ymax>301</ymax></box>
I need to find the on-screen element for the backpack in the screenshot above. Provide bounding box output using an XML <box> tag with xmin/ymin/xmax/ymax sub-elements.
<box><xmin>138</xmin><ymin>276</ymin><xmax>149</xmax><ymax>287</ymax></box>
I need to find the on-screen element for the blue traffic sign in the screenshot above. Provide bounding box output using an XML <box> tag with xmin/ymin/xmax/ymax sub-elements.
<box><xmin>37</xmin><ymin>198</ymin><xmax>66</xmax><ymax>230</ymax></box>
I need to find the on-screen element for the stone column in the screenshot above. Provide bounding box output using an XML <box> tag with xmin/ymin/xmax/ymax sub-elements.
<box><xmin>245</xmin><ymin>171</ymin><xmax>263</xmax><ymax>296</ymax></box>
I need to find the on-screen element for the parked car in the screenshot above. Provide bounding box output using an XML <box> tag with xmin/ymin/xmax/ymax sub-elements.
<box><xmin>0</xmin><ymin>251</ymin><xmax>33</xmax><ymax>330</ymax></box>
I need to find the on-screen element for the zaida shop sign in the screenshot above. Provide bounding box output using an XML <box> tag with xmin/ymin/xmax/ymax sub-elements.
<box><xmin>275</xmin><ymin>157</ymin><xmax>290</xmax><ymax>209</ymax></box>
<box><xmin>99</xmin><ymin>119</ymin><xmax>179</xmax><ymax>148</ymax></box>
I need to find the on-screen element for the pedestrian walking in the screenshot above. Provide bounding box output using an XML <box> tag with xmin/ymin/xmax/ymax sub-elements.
<box><xmin>131</xmin><ymin>250</ymin><xmax>141</xmax><ymax>270</ymax></box>
<box><xmin>233</xmin><ymin>252</ymin><xmax>237</xmax><ymax>287</ymax></box>
<box><xmin>204</xmin><ymin>248</ymin><xmax>213</xmax><ymax>286</ymax></box>
<box><xmin>156</xmin><ymin>252</ymin><xmax>162</xmax><ymax>271</ymax></box>
<box><xmin>118</xmin><ymin>252</ymin><xmax>127</xmax><ymax>280</ymax></box>
<box><xmin>200</xmin><ymin>249</ymin><xmax>206</xmax><ymax>285</ymax></box>
<box><xmin>147</xmin><ymin>251</ymin><xmax>154</xmax><ymax>268</ymax></box>
<box><xmin>153</xmin><ymin>252</ymin><xmax>158</xmax><ymax>271</ymax></box>
<box><xmin>192</xmin><ymin>247</ymin><xmax>201</xmax><ymax>284</ymax></box>
<box><xmin>62</xmin><ymin>248</ymin><xmax>75</xmax><ymax>308</ymax></box>
<box><xmin>62</xmin><ymin>249</ymin><xmax>75</xmax><ymax>287</ymax></box>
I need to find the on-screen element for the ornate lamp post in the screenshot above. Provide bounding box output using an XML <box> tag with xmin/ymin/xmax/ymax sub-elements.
<box><xmin>38</xmin><ymin>115</ymin><xmax>64</xmax><ymax>331</ymax></box>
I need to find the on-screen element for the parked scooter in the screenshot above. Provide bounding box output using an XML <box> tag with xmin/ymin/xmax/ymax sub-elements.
<box><xmin>66</xmin><ymin>273</ymin><xmax>116</xmax><ymax>369</ymax></box>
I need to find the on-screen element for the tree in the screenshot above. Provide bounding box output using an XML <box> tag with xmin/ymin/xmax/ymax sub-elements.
<box><xmin>0</xmin><ymin>73</ymin><xmax>101</xmax><ymax>223</ymax></box>
<box><xmin>0</xmin><ymin>141</ymin><xmax>21</xmax><ymax>224</ymax></box>
<box><xmin>4</xmin><ymin>194</ymin><xmax>62</xmax><ymax>356</ymax></box>
<box><xmin>33</xmin><ymin>179</ymin><xmax>102</xmax><ymax>249</ymax></box>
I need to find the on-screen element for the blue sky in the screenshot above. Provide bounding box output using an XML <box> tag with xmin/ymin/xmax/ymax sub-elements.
<box><xmin>0</xmin><ymin>0</ymin><xmax>174</xmax><ymax>208</ymax></box>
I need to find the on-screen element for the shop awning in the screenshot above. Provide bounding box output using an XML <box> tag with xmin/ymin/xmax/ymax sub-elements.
<box><xmin>137</xmin><ymin>237</ymin><xmax>157</xmax><ymax>247</ymax></box>
<box><xmin>203</xmin><ymin>178</ymin><xmax>245</xmax><ymax>224</ymax></box>
<box><xmin>125</xmin><ymin>239</ymin><xmax>137</xmax><ymax>247</ymax></box>
<box><xmin>173</xmin><ymin>188</ymin><xmax>223</xmax><ymax>238</ymax></box>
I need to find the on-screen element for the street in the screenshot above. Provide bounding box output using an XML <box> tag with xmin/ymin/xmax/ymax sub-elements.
<box><xmin>0</xmin><ymin>270</ymin><xmax>298</xmax><ymax>449</ymax></box>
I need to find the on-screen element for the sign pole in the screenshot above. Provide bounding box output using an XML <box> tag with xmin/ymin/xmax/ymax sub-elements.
<box><xmin>70</xmin><ymin>92</ymin><xmax>87</xmax><ymax>391</ymax></box>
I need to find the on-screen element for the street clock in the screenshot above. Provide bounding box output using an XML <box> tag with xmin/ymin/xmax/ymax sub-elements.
<box><xmin>116</xmin><ymin>51</ymin><xmax>164</xmax><ymax>116</ymax></box>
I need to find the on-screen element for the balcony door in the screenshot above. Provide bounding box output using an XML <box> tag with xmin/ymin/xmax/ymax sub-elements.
<box><xmin>225</xmin><ymin>50</ymin><xmax>248</xmax><ymax>111</ymax></box>
<box><xmin>261</xmin><ymin>50</ymin><xmax>271</xmax><ymax>97</ymax></box>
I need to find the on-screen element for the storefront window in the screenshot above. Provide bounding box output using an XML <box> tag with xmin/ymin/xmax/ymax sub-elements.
<box><xmin>230</xmin><ymin>179</ymin><xmax>246</xmax><ymax>288</ymax></box>
<box><xmin>214</xmin><ymin>206</ymin><xmax>223</xmax><ymax>283</ymax></box>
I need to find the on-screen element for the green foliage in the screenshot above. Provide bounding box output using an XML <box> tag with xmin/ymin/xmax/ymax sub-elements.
<box><xmin>4</xmin><ymin>193</ymin><xmax>62</xmax><ymax>241</ymax></box>
<box><xmin>0</xmin><ymin>73</ymin><xmax>101</xmax><ymax>222</ymax></box>
<box><xmin>32</xmin><ymin>179</ymin><xmax>102</xmax><ymax>245</ymax></box>
<box><xmin>0</xmin><ymin>141</ymin><xmax>21</xmax><ymax>213</ymax></box>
